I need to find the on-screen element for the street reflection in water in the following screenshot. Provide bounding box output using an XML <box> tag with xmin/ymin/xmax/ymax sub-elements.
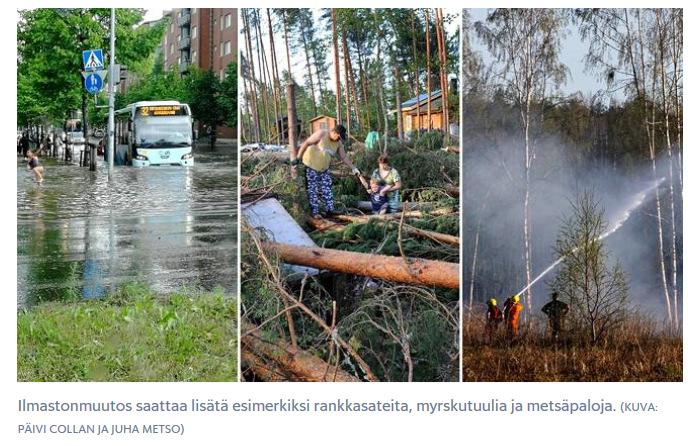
<box><xmin>17</xmin><ymin>144</ymin><xmax>236</xmax><ymax>308</ymax></box>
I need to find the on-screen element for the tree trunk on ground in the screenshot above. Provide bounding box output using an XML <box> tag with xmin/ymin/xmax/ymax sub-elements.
<box><xmin>242</xmin><ymin>324</ymin><xmax>359</xmax><ymax>382</ymax></box>
<box><xmin>354</xmin><ymin>200</ymin><xmax>447</xmax><ymax>212</ymax></box>
<box><xmin>326</xmin><ymin>214</ymin><xmax>460</xmax><ymax>247</ymax></box>
<box><xmin>268</xmin><ymin>242</ymin><xmax>460</xmax><ymax>288</ymax></box>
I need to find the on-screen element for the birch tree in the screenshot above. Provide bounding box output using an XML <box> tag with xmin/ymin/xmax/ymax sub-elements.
<box><xmin>578</xmin><ymin>8</ymin><xmax>681</xmax><ymax>328</ymax></box>
<box><xmin>475</xmin><ymin>9</ymin><xmax>568</xmax><ymax>317</ymax></box>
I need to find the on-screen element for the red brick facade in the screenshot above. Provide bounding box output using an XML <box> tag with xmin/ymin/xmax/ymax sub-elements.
<box><xmin>163</xmin><ymin>8</ymin><xmax>238</xmax><ymax>138</ymax></box>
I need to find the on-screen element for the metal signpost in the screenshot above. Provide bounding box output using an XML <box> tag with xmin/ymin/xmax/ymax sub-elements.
<box><xmin>107</xmin><ymin>9</ymin><xmax>115</xmax><ymax>171</ymax></box>
<box><xmin>81</xmin><ymin>9</ymin><xmax>116</xmax><ymax>173</ymax></box>
<box><xmin>82</xmin><ymin>49</ymin><xmax>104</xmax><ymax>171</ymax></box>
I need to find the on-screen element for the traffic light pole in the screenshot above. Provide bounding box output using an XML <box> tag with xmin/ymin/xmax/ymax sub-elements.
<box><xmin>107</xmin><ymin>8</ymin><xmax>115</xmax><ymax>171</ymax></box>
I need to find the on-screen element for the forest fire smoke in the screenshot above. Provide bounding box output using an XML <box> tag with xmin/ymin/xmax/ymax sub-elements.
<box><xmin>516</xmin><ymin>178</ymin><xmax>666</xmax><ymax>296</ymax></box>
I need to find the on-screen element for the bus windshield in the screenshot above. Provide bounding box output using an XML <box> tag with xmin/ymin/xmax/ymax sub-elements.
<box><xmin>134</xmin><ymin>117</ymin><xmax>192</xmax><ymax>148</ymax></box>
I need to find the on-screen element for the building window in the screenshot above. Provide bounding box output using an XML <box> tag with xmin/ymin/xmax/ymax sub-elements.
<box><xmin>223</xmin><ymin>13</ymin><xmax>232</xmax><ymax>29</ymax></box>
<box><xmin>177</xmin><ymin>11</ymin><xmax>181</xmax><ymax>19</ymax></box>
<box><xmin>223</xmin><ymin>41</ymin><xmax>231</xmax><ymax>56</ymax></box>
<box><xmin>169</xmin><ymin>22</ymin><xmax>173</xmax><ymax>32</ymax></box>
<box><xmin>192</xmin><ymin>50</ymin><xmax>196</xmax><ymax>62</ymax></box>
<box><xmin>170</xmin><ymin>43</ymin><xmax>175</xmax><ymax>54</ymax></box>
<box><xmin>192</xmin><ymin>26</ymin><xmax>197</xmax><ymax>39</ymax></box>
<box><xmin>220</xmin><ymin>68</ymin><xmax>225</xmax><ymax>81</ymax></box>
<box><xmin>164</xmin><ymin>35</ymin><xmax>168</xmax><ymax>47</ymax></box>
<box><xmin>177</xmin><ymin>34</ymin><xmax>181</xmax><ymax>42</ymax></box>
<box><xmin>178</xmin><ymin>56</ymin><xmax>181</xmax><ymax>66</ymax></box>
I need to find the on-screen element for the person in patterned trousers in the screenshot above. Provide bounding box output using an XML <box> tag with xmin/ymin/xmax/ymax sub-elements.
<box><xmin>292</xmin><ymin>124</ymin><xmax>360</xmax><ymax>218</ymax></box>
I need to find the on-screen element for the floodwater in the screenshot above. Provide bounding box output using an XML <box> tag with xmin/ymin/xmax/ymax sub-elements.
<box><xmin>17</xmin><ymin>143</ymin><xmax>237</xmax><ymax>308</ymax></box>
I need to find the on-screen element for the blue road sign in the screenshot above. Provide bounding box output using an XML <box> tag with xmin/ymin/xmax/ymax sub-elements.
<box><xmin>84</xmin><ymin>72</ymin><xmax>104</xmax><ymax>94</ymax></box>
<box><xmin>82</xmin><ymin>49</ymin><xmax>104</xmax><ymax>71</ymax></box>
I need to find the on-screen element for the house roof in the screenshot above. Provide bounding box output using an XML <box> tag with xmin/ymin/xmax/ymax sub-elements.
<box><xmin>309</xmin><ymin>115</ymin><xmax>335</xmax><ymax>122</ymax></box>
<box><xmin>400</xmin><ymin>90</ymin><xmax>442</xmax><ymax>109</ymax></box>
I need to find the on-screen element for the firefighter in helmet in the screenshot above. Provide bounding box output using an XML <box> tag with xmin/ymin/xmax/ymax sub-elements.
<box><xmin>505</xmin><ymin>294</ymin><xmax>523</xmax><ymax>340</ymax></box>
<box><xmin>485</xmin><ymin>298</ymin><xmax>503</xmax><ymax>342</ymax></box>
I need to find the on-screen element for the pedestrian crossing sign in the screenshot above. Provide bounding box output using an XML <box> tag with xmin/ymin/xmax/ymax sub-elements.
<box><xmin>82</xmin><ymin>49</ymin><xmax>104</xmax><ymax>71</ymax></box>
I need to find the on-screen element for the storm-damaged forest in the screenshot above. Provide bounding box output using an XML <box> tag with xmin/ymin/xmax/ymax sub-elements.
<box><xmin>463</xmin><ymin>9</ymin><xmax>682</xmax><ymax>381</ymax></box>
<box><xmin>240</xmin><ymin>8</ymin><xmax>460</xmax><ymax>382</ymax></box>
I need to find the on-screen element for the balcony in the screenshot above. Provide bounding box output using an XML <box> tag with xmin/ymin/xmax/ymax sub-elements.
<box><xmin>179</xmin><ymin>10</ymin><xmax>191</xmax><ymax>27</ymax></box>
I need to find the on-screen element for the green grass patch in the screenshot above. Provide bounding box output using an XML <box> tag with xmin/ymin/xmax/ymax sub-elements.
<box><xmin>18</xmin><ymin>283</ymin><xmax>237</xmax><ymax>382</ymax></box>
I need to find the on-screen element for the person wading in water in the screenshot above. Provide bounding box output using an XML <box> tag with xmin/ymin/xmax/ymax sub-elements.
<box><xmin>27</xmin><ymin>150</ymin><xmax>44</xmax><ymax>184</ymax></box>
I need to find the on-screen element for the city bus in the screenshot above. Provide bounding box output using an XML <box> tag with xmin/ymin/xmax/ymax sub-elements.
<box><xmin>114</xmin><ymin>101</ymin><xmax>194</xmax><ymax>167</ymax></box>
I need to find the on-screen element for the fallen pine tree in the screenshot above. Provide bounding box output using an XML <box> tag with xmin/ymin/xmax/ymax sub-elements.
<box><xmin>353</xmin><ymin>201</ymin><xmax>445</xmax><ymax>212</ymax></box>
<box><xmin>242</xmin><ymin>323</ymin><xmax>360</xmax><ymax>382</ymax></box>
<box><xmin>267</xmin><ymin>242</ymin><xmax>460</xmax><ymax>289</ymax></box>
<box><xmin>331</xmin><ymin>214</ymin><xmax>460</xmax><ymax>247</ymax></box>
<box><xmin>241</xmin><ymin>136</ymin><xmax>460</xmax><ymax>382</ymax></box>
<box><xmin>307</xmin><ymin>215</ymin><xmax>460</xmax><ymax>247</ymax></box>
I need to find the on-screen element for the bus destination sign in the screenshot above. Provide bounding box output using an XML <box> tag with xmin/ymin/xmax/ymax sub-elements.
<box><xmin>137</xmin><ymin>105</ymin><xmax>186</xmax><ymax>117</ymax></box>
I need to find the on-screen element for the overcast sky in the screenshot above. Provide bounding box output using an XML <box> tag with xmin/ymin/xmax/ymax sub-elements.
<box><xmin>467</xmin><ymin>9</ymin><xmax>610</xmax><ymax>99</ymax></box>
<box><xmin>144</xmin><ymin>9</ymin><xmax>163</xmax><ymax>23</ymax></box>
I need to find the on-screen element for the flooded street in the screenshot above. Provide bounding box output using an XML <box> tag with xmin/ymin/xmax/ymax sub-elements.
<box><xmin>17</xmin><ymin>144</ymin><xmax>237</xmax><ymax>308</ymax></box>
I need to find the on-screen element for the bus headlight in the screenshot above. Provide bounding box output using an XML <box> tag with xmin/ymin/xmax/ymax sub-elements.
<box><xmin>135</xmin><ymin>155</ymin><xmax>148</xmax><ymax>161</ymax></box>
<box><xmin>181</xmin><ymin>153</ymin><xmax>193</xmax><ymax>160</ymax></box>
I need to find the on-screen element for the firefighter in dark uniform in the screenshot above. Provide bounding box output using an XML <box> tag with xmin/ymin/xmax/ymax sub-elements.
<box><xmin>541</xmin><ymin>291</ymin><xmax>569</xmax><ymax>341</ymax></box>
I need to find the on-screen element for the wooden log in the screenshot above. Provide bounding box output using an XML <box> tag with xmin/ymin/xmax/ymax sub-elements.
<box><xmin>305</xmin><ymin>215</ymin><xmax>346</xmax><ymax>232</ymax></box>
<box><xmin>445</xmin><ymin>185</ymin><xmax>460</xmax><ymax>198</ymax></box>
<box><xmin>241</xmin><ymin>350</ymin><xmax>289</xmax><ymax>382</ymax></box>
<box><xmin>241</xmin><ymin>151</ymin><xmax>290</xmax><ymax>162</ymax></box>
<box><xmin>242</xmin><ymin>324</ymin><xmax>359</xmax><ymax>382</ymax></box>
<box><xmin>333</xmin><ymin>214</ymin><xmax>460</xmax><ymax>247</ymax></box>
<box><xmin>267</xmin><ymin>243</ymin><xmax>460</xmax><ymax>289</ymax></box>
<box><xmin>354</xmin><ymin>201</ymin><xmax>444</xmax><ymax>212</ymax></box>
<box><xmin>336</xmin><ymin>208</ymin><xmax>455</xmax><ymax>224</ymax></box>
